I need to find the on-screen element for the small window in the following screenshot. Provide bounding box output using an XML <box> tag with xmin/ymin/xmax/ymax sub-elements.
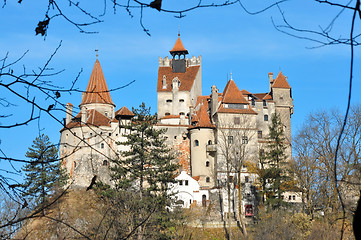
<box><xmin>293</xmin><ymin>195</ymin><xmax>296</xmax><ymax>200</ymax></box>
<box><xmin>109</xmin><ymin>133</ymin><xmax>111</xmax><ymax>136</ymax></box>
<box><xmin>166</xmin><ymin>99</ymin><xmax>172</xmax><ymax>103</ymax></box>
<box><xmin>206</xmin><ymin>177</ymin><xmax>210</xmax><ymax>183</ymax></box>
<box><xmin>185</xmin><ymin>180</ymin><xmax>189</xmax><ymax>186</ymax></box>
<box><xmin>74</xmin><ymin>161</ymin><xmax>77</xmax><ymax>168</ymax></box>
<box><xmin>179</xmin><ymin>99</ymin><xmax>184</xmax><ymax>102</ymax></box>
<box><xmin>258</xmin><ymin>130</ymin><xmax>262</xmax><ymax>138</ymax></box>
<box><xmin>179</xmin><ymin>180</ymin><xmax>183</xmax><ymax>186</ymax></box>
<box><xmin>242</xmin><ymin>136</ymin><xmax>248</xmax><ymax>144</ymax></box>
<box><xmin>245</xmin><ymin>176</ymin><xmax>249</xmax><ymax>183</ymax></box>
<box><xmin>289</xmin><ymin>196</ymin><xmax>292</xmax><ymax>200</ymax></box>
<box><xmin>194</xmin><ymin>140</ymin><xmax>199</xmax><ymax>147</ymax></box>
<box><xmin>103</xmin><ymin>160</ymin><xmax>108</xmax><ymax>166</ymax></box>
<box><xmin>208</xmin><ymin>140</ymin><xmax>212</xmax><ymax>145</ymax></box>
<box><xmin>251</xmin><ymin>99</ymin><xmax>255</xmax><ymax>107</ymax></box>
<box><xmin>101</xmin><ymin>143</ymin><xmax>104</xmax><ymax>149</ymax></box>
<box><xmin>165</xmin><ymin>112</ymin><xmax>170</xmax><ymax>116</ymax></box>
<box><xmin>206</xmin><ymin>161</ymin><xmax>210</xmax><ymax>167</ymax></box>
<box><xmin>90</xmin><ymin>132</ymin><xmax>93</xmax><ymax>137</ymax></box>
<box><xmin>263</xmin><ymin>100</ymin><xmax>267</xmax><ymax>107</ymax></box>
<box><xmin>174</xmin><ymin>136</ymin><xmax>177</xmax><ymax>139</ymax></box>
<box><xmin>234</xmin><ymin>117</ymin><xmax>240</xmax><ymax>125</ymax></box>
<box><xmin>264</xmin><ymin>114</ymin><xmax>269</xmax><ymax>121</ymax></box>
<box><xmin>228</xmin><ymin>136</ymin><xmax>234</xmax><ymax>144</ymax></box>
<box><xmin>74</xmin><ymin>132</ymin><xmax>76</xmax><ymax>136</ymax></box>
<box><xmin>179</xmin><ymin>112</ymin><xmax>185</xmax><ymax>115</ymax></box>
<box><xmin>105</xmin><ymin>112</ymin><xmax>108</xmax><ymax>117</ymax></box>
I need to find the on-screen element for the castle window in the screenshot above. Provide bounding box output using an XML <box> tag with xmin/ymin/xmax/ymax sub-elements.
<box><xmin>194</xmin><ymin>140</ymin><xmax>199</xmax><ymax>147</ymax></box>
<box><xmin>208</xmin><ymin>140</ymin><xmax>212</xmax><ymax>145</ymax></box>
<box><xmin>293</xmin><ymin>195</ymin><xmax>296</xmax><ymax>200</ymax></box>
<box><xmin>179</xmin><ymin>112</ymin><xmax>185</xmax><ymax>115</ymax></box>
<box><xmin>206</xmin><ymin>177</ymin><xmax>210</xmax><ymax>183</ymax></box>
<box><xmin>103</xmin><ymin>160</ymin><xmax>108</xmax><ymax>166</ymax></box>
<box><xmin>109</xmin><ymin>133</ymin><xmax>111</xmax><ymax>136</ymax></box>
<box><xmin>206</xmin><ymin>161</ymin><xmax>210</xmax><ymax>167</ymax></box>
<box><xmin>289</xmin><ymin>196</ymin><xmax>292</xmax><ymax>200</ymax></box>
<box><xmin>234</xmin><ymin>117</ymin><xmax>240</xmax><ymax>125</ymax></box>
<box><xmin>174</xmin><ymin>136</ymin><xmax>177</xmax><ymax>139</ymax></box>
<box><xmin>242</xmin><ymin>136</ymin><xmax>248</xmax><ymax>144</ymax></box>
<box><xmin>166</xmin><ymin>99</ymin><xmax>172</xmax><ymax>103</ymax></box>
<box><xmin>179</xmin><ymin>99</ymin><xmax>184</xmax><ymax>102</ymax></box>
<box><xmin>228</xmin><ymin>136</ymin><xmax>234</xmax><ymax>144</ymax></box>
<box><xmin>251</xmin><ymin>99</ymin><xmax>255</xmax><ymax>107</ymax></box>
<box><xmin>264</xmin><ymin>114</ymin><xmax>269</xmax><ymax>121</ymax></box>
<box><xmin>90</xmin><ymin>132</ymin><xmax>93</xmax><ymax>137</ymax></box>
<box><xmin>165</xmin><ymin>112</ymin><xmax>170</xmax><ymax>116</ymax></box>
<box><xmin>105</xmin><ymin>112</ymin><xmax>108</xmax><ymax>117</ymax></box>
<box><xmin>101</xmin><ymin>143</ymin><xmax>104</xmax><ymax>149</ymax></box>
<box><xmin>185</xmin><ymin>180</ymin><xmax>189</xmax><ymax>186</ymax></box>
<box><xmin>263</xmin><ymin>100</ymin><xmax>267</xmax><ymax>107</ymax></box>
<box><xmin>245</xmin><ymin>176</ymin><xmax>249</xmax><ymax>183</ymax></box>
<box><xmin>74</xmin><ymin>161</ymin><xmax>77</xmax><ymax>168</ymax></box>
<box><xmin>179</xmin><ymin>180</ymin><xmax>183</xmax><ymax>185</ymax></box>
<box><xmin>258</xmin><ymin>130</ymin><xmax>262</xmax><ymax>138</ymax></box>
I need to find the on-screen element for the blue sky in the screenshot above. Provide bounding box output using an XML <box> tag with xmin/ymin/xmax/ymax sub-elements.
<box><xmin>1</xmin><ymin>0</ymin><xmax>360</xmax><ymax>180</ymax></box>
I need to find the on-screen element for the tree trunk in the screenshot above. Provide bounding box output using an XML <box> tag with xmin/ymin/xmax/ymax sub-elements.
<box><xmin>237</xmin><ymin>169</ymin><xmax>248</xmax><ymax>239</ymax></box>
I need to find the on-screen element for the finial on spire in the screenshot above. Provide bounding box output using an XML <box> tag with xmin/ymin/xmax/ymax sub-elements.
<box><xmin>178</xmin><ymin>25</ymin><xmax>180</xmax><ymax>37</ymax></box>
<box><xmin>230</xmin><ymin>72</ymin><xmax>233</xmax><ymax>80</ymax></box>
<box><xmin>95</xmin><ymin>49</ymin><xmax>99</xmax><ymax>59</ymax></box>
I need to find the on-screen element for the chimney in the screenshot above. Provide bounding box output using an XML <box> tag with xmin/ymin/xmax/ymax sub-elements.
<box><xmin>66</xmin><ymin>103</ymin><xmax>73</xmax><ymax>125</ymax></box>
<box><xmin>189</xmin><ymin>106</ymin><xmax>194</xmax><ymax>125</ymax></box>
<box><xmin>268</xmin><ymin>72</ymin><xmax>274</xmax><ymax>92</ymax></box>
<box><xmin>211</xmin><ymin>85</ymin><xmax>218</xmax><ymax>117</ymax></box>
<box><xmin>81</xmin><ymin>107</ymin><xmax>87</xmax><ymax>123</ymax></box>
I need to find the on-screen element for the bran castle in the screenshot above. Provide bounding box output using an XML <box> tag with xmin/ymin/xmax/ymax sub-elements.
<box><xmin>59</xmin><ymin>35</ymin><xmax>301</xmax><ymax>219</ymax></box>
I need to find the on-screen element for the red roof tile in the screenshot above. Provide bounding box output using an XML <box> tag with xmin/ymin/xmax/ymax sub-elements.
<box><xmin>191</xmin><ymin>105</ymin><xmax>215</xmax><ymax>128</ymax></box>
<box><xmin>62</xmin><ymin>109</ymin><xmax>111</xmax><ymax>131</ymax></box>
<box><xmin>160</xmin><ymin>115</ymin><xmax>188</xmax><ymax>120</ymax></box>
<box><xmin>169</xmin><ymin>37</ymin><xmax>188</xmax><ymax>54</ymax></box>
<box><xmin>272</xmin><ymin>71</ymin><xmax>291</xmax><ymax>89</ymax></box>
<box><xmin>157</xmin><ymin>66</ymin><xmax>200</xmax><ymax>92</ymax></box>
<box><xmin>217</xmin><ymin>105</ymin><xmax>258</xmax><ymax>115</ymax></box>
<box><xmin>81</xmin><ymin>59</ymin><xmax>115</xmax><ymax>106</ymax></box>
<box><xmin>241</xmin><ymin>89</ymin><xmax>251</xmax><ymax>95</ymax></box>
<box><xmin>115</xmin><ymin>106</ymin><xmax>135</xmax><ymax>117</ymax></box>
<box><xmin>222</xmin><ymin>80</ymin><xmax>249</xmax><ymax>104</ymax></box>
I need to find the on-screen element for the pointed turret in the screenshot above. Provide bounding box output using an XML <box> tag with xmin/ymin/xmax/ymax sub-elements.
<box><xmin>272</xmin><ymin>71</ymin><xmax>291</xmax><ymax>89</ymax></box>
<box><xmin>170</xmin><ymin>34</ymin><xmax>188</xmax><ymax>73</ymax></box>
<box><xmin>80</xmin><ymin>59</ymin><xmax>115</xmax><ymax>106</ymax></box>
<box><xmin>222</xmin><ymin>79</ymin><xmax>248</xmax><ymax>104</ymax></box>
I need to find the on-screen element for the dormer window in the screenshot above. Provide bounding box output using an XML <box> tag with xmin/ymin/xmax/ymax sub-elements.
<box><xmin>251</xmin><ymin>99</ymin><xmax>255</xmax><ymax>107</ymax></box>
<box><xmin>263</xmin><ymin>100</ymin><xmax>267</xmax><ymax>107</ymax></box>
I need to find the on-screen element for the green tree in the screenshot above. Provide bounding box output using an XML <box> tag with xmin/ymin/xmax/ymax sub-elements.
<box><xmin>108</xmin><ymin>103</ymin><xmax>179</xmax><ymax>239</ymax></box>
<box><xmin>259</xmin><ymin>113</ymin><xmax>291</xmax><ymax>209</ymax></box>
<box><xmin>22</xmin><ymin>134</ymin><xmax>68</xmax><ymax>210</ymax></box>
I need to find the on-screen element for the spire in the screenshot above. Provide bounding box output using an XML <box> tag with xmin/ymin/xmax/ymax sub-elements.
<box><xmin>272</xmin><ymin>71</ymin><xmax>291</xmax><ymax>89</ymax></box>
<box><xmin>222</xmin><ymin>79</ymin><xmax>248</xmax><ymax>104</ymax></box>
<box><xmin>169</xmin><ymin>34</ymin><xmax>188</xmax><ymax>55</ymax></box>
<box><xmin>80</xmin><ymin>59</ymin><xmax>115</xmax><ymax>106</ymax></box>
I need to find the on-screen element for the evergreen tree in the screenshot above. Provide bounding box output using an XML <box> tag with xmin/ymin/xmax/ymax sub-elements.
<box><xmin>22</xmin><ymin>134</ymin><xmax>68</xmax><ymax>209</ymax></box>
<box><xmin>259</xmin><ymin>113</ymin><xmax>291</xmax><ymax>209</ymax></box>
<box><xmin>109</xmin><ymin>103</ymin><xmax>179</xmax><ymax>239</ymax></box>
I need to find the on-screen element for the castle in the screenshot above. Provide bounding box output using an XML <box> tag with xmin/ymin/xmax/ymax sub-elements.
<box><xmin>59</xmin><ymin>35</ymin><xmax>299</xmax><ymax>218</ymax></box>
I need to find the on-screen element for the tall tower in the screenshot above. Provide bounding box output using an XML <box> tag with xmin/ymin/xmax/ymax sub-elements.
<box><xmin>157</xmin><ymin>35</ymin><xmax>202</xmax><ymax>119</ymax></box>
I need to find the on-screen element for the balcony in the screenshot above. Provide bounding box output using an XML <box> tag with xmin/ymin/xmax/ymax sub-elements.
<box><xmin>206</xmin><ymin>144</ymin><xmax>217</xmax><ymax>152</ymax></box>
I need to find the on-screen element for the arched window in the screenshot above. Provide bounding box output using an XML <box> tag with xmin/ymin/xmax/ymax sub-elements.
<box><xmin>264</xmin><ymin>114</ymin><xmax>269</xmax><ymax>121</ymax></box>
<box><xmin>206</xmin><ymin>161</ymin><xmax>210</xmax><ymax>167</ymax></box>
<box><xmin>194</xmin><ymin>140</ymin><xmax>199</xmax><ymax>147</ymax></box>
<box><xmin>208</xmin><ymin>140</ymin><xmax>212</xmax><ymax>145</ymax></box>
<box><xmin>103</xmin><ymin>160</ymin><xmax>108</xmax><ymax>166</ymax></box>
<box><xmin>206</xmin><ymin>177</ymin><xmax>210</xmax><ymax>183</ymax></box>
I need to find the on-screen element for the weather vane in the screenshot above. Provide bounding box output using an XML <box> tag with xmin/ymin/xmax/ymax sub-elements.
<box><xmin>95</xmin><ymin>49</ymin><xmax>99</xmax><ymax>59</ymax></box>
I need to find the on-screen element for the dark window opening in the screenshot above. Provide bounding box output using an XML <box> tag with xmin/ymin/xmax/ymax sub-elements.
<box><xmin>194</xmin><ymin>140</ymin><xmax>199</xmax><ymax>147</ymax></box>
<box><xmin>228</xmin><ymin>136</ymin><xmax>234</xmax><ymax>144</ymax></box>
<box><xmin>179</xmin><ymin>99</ymin><xmax>185</xmax><ymax>102</ymax></box>
<box><xmin>208</xmin><ymin>140</ymin><xmax>212</xmax><ymax>145</ymax></box>
<box><xmin>263</xmin><ymin>100</ymin><xmax>267</xmax><ymax>107</ymax></box>
<box><xmin>258</xmin><ymin>130</ymin><xmax>262</xmax><ymax>138</ymax></box>
<box><xmin>206</xmin><ymin>161</ymin><xmax>210</xmax><ymax>167</ymax></box>
<box><xmin>109</xmin><ymin>133</ymin><xmax>111</xmax><ymax>136</ymax></box>
<box><xmin>101</xmin><ymin>143</ymin><xmax>104</xmax><ymax>149</ymax></box>
<box><xmin>185</xmin><ymin>180</ymin><xmax>189</xmax><ymax>186</ymax></box>
<box><xmin>74</xmin><ymin>161</ymin><xmax>77</xmax><ymax>168</ymax></box>
<box><xmin>264</xmin><ymin>114</ymin><xmax>269</xmax><ymax>121</ymax></box>
<box><xmin>179</xmin><ymin>112</ymin><xmax>185</xmax><ymax>115</ymax></box>
<box><xmin>245</xmin><ymin>176</ymin><xmax>249</xmax><ymax>183</ymax></box>
<box><xmin>179</xmin><ymin>180</ymin><xmax>183</xmax><ymax>185</ymax></box>
<box><xmin>242</xmin><ymin>136</ymin><xmax>248</xmax><ymax>144</ymax></box>
<box><xmin>103</xmin><ymin>160</ymin><xmax>108</xmax><ymax>166</ymax></box>
<box><xmin>202</xmin><ymin>195</ymin><xmax>207</xmax><ymax>207</ymax></box>
<box><xmin>165</xmin><ymin>112</ymin><xmax>170</xmax><ymax>116</ymax></box>
<box><xmin>293</xmin><ymin>195</ymin><xmax>296</xmax><ymax>200</ymax></box>
<box><xmin>289</xmin><ymin>196</ymin><xmax>292</xmax><ymax>200</ymax></box>
<box><xmin>251</xmin><ymin>99</ymin><xmax>255</xmax><ymax>107</ymax></box>
<box><xmin>166</xmin><ymin>99</ymin><xmax>172</xmax><ymax>103</ymax></box>
<box><xmin>206</xmin><ymin>177</ymin><xmax>210</xmax><ymax>183</ymax></box>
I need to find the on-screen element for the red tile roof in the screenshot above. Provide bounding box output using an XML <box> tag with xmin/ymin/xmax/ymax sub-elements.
<box><xmin>157</xmin><ymin>66</ymin><xmax>200</xmax><ymax>92</ymax></box>
<box><xmin>160</xmin><ymin>114</ymin><xmax>188</xmax><ymax>120</ymax></box>
<box><xmin>222</xmin><ymin>80</ymin><xmax>249</xmax><ymax>104</ymax></box>
<box><xmin>191</xmin><ymin>104</ymin><xmax>215</xmax><ymax>128</ymax></box>
<box><xmin>241</xmin><ymin>89</ymin><xmax>251</xmax><ymax>95</ymax></box>
<box><xmin>62</xmin><ymin>109</ymin><xmax>111</xmax><ymax>131</ymax></box>
<box><xmin>115</xmin><ymin>106</ymin><xmax>135</xmax><ymax>117</ymax></box>
<box><xmin>81</xmin><ymin>59</ymin><xmax>115</xmax><ymax>106</ymax></box>
<box><xmin>272</xmin><ymin>71</ymin><xmax>291</xmax><ymax>89</ymax></box>
<box><xmin>169</xmin><ymin>37</ymin><xmax>188</xmax><ymax>54</ymax></box>
<box><xmin>217</xmin><ymin>105</ymin><xmax>258</xmax><ymax>115</ymax></box>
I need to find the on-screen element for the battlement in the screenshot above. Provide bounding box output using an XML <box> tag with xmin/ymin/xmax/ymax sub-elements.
<box><xmin>159</xmin><ymin>56</ymin><xmax>202</xmax><ymax>68</ymax></box>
